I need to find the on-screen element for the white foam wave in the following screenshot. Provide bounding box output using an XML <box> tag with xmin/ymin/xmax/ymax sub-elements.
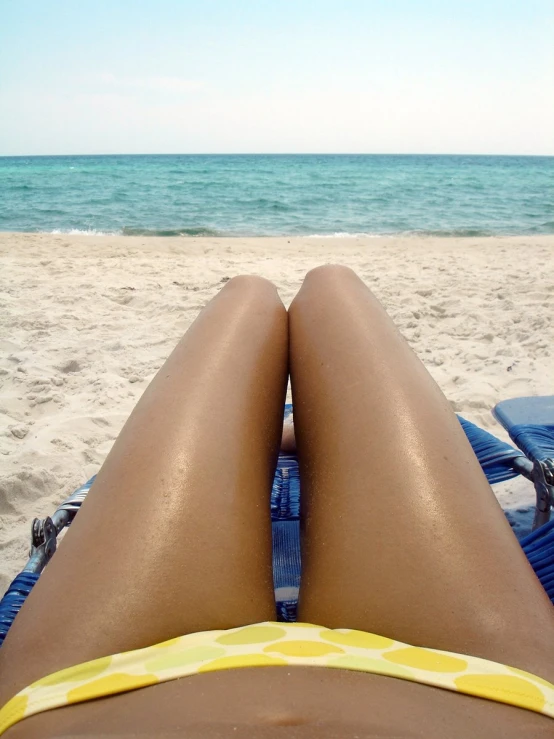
<box><xmin>50</xmin><ymin>228</ymin><xmax>118</xmax><ymax>236</ymax></box>
<box><xmin>307</xmin><ymin>232</ymin><xmax>385</xmax><ymax>238</ymax></box>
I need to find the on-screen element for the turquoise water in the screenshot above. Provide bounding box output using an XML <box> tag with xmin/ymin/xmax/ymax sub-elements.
<box><xmin>0</xmin><ymin>154</ymin><xmax>552</xmax><ymax>237</ymax></box>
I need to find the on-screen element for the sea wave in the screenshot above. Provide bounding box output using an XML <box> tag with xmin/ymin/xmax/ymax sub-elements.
<box><xmin>407</xmin><ymin>228</ymin><xmax>493</xmax><ymax>237</ymax></box>
<box><xmin>40</xmin><ymin>226</ymin><xmax>515</xmax><ymax>238</ymax></box>
<box><xmin>50</xmin><ymin>228</ymin><xmax>116</xmax><ymax>236</ymax></box>
<box><xmin>307</xmin><ymin>232</ymin><xmax>385</xmax><ymax>238</ymax></box>
<box><xmin>308</xmin><ymin>228</ymin><xmax>499</xmax><ymax>238</ymax></box>
<box><xmin>47</xmin><ymin>226</ymin><xmax>225</xmax><ymax>237</ymax></box>
<box><xmin>121</xmin><ymin>226</ymin><xmax>223</xmax><ymax>237</ymax></box>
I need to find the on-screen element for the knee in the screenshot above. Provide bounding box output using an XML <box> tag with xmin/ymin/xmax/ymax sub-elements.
<box><xmin>223</xmin><ymin>274</ymin><xmax>277</xmax><ymax>295</ymax></box>
<box><xmin>291</xmin><ymin>265</ymin><xmax>361</xmax><ymax>311</ymax></box>
<box><xmin>303</xmin><ymin>264</ymin><xmax>360</xmax><ymax>288</ymax></box>
<box><xmin>221</xmin><ymin>275</ymin><xmax>283</xmax><ymax>308</ymax></box>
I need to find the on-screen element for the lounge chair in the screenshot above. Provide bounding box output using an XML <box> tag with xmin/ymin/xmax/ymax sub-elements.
<box><xmin>1</xmin><ymin>399</ymin><xmax>553</xmax><ymax>646</ymax></box>
<box><xmin>494</xmin><ymin>395</ymin><xmax>554</xmax><ymax>529</ymax></box>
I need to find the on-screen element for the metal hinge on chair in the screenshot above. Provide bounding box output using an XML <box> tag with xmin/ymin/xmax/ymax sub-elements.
<box><xmin>25</xmin><ymin>517</ymin><xmax>57</xmax><ymax>573</ymax></box>
<box><xmin>532</xmin><ymin>457</ymin><xmax>554</xmax><ymax>530</ymax></box>
<box><xmin>23</xmin><ymin>485</ymin><xmax>90</xmax><ymax>574</ymax></box>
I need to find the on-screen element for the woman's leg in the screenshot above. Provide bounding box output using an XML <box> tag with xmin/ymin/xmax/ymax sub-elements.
<box><xmin>289</xmin><ymin>265</ymin><xmax>554</xmax><ymax>680</ymax></box>
<box><xmin>0</xmin><ymin>276</ymin><xmax>288</xmax><ymax>704</ymax></box>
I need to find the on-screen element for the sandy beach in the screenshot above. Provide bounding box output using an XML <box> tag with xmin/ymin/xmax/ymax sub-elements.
<box><xmin>1</xmin><ymin>232</ymin><xmax>553</xmax><ymax>593</ymax></box>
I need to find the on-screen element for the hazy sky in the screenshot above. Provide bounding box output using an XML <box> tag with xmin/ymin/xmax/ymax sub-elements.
<box><xmin>1</xmin><ymin>0</ymin><xmax>553</xmax><ymax>155</ymax></box>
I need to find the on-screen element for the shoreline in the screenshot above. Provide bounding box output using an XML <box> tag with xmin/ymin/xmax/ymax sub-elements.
<box><xmin>2</xmin><ymin>232</ymin><xmax>554</xmax><ymax>249</ymax></box>
<box><xmin>1</xmin><ymin>232</ymin><xmax>553</xmax><ymax>590</ymax></box>
<box><xmin>2</xmin><ymin>231</ymin><xmax>554</xmax><ymax>242</ymax></box>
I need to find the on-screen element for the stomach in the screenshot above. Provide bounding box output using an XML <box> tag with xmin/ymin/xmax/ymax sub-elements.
<box><xmin>8</xmin><ymin>666</ymin><xmax>553</xmax><ymax>739</ymax></box>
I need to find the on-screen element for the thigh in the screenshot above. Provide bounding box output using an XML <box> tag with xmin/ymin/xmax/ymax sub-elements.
<box><xmin>289</xmin><ymin>265</ymin><xmax>554</xmax><ymax>681</ymax></box>
<box><xmin>0</xmin><ymin>276</ymin><xmax>288</xmax><ymax>704</ymax></box>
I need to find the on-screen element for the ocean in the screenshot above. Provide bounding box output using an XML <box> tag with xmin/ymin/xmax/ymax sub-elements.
<box><xmin>0</xmin><ymin>154</ymin><xmax>552</xmax><ymax>237</ymax></box>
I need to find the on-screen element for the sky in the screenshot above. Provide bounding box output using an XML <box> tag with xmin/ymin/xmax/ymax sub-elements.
<box><xmin>1</xmin><ymin>0</ymin><xmax>553</xmax><ymax>156</ymax></box>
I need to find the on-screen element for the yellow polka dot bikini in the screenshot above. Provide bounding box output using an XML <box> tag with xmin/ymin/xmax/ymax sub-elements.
<box><xmin>1</xmin><ymin>622</ymin><xmax>553</xmax><ymax>733</ymax></box>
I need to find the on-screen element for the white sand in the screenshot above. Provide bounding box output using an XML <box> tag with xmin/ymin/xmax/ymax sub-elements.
<box><xmin>1</xmin><ymin>233</ymin><xmax>553</xmax><ymax>593</ymax></box>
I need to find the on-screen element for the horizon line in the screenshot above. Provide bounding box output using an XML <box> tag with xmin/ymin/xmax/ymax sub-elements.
<box><xmin>1</xmin><ymin>152</ymin><xmax>554</xmax><ymax>159</ymax></box>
